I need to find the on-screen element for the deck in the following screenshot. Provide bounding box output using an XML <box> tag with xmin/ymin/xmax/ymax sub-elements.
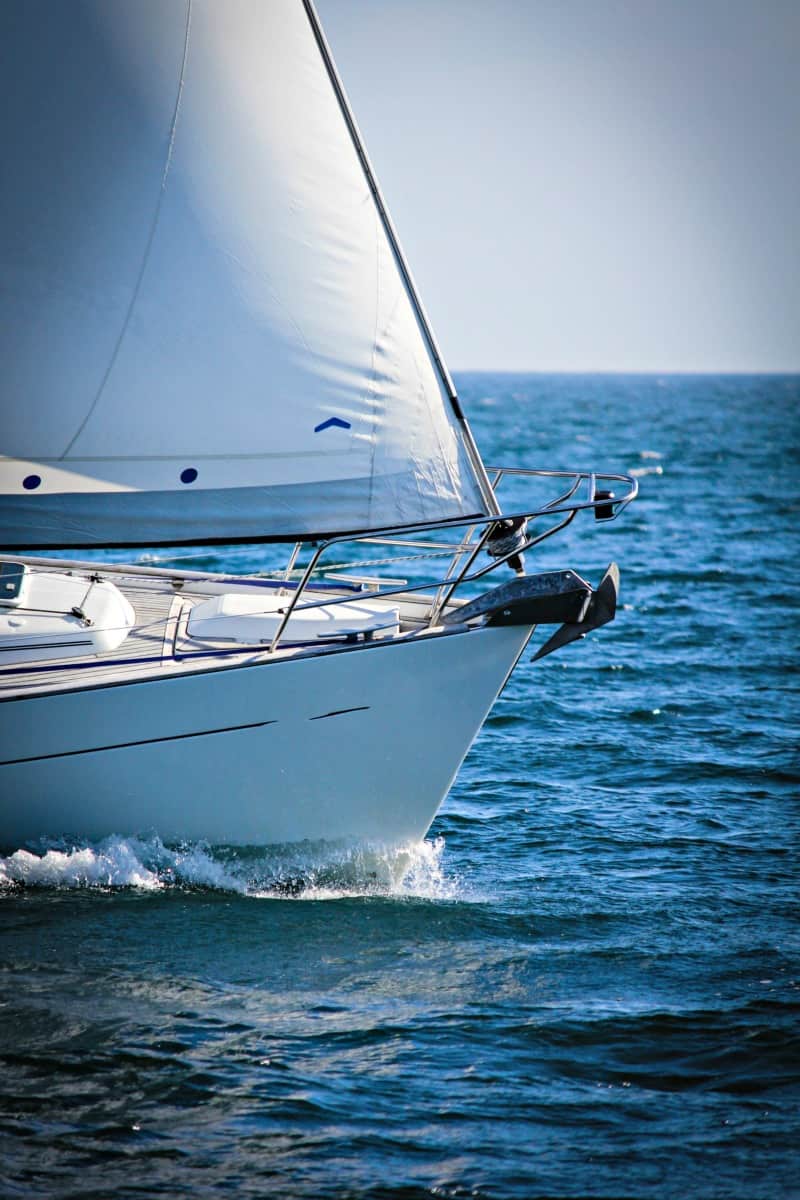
<box><xmin>0</xmin><ymin>563</ymin><xmax>433</xmax><ymax>701</ymax></box>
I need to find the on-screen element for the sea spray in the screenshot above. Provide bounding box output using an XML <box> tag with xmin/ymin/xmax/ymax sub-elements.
<box><xmin>0</xmin><ymin>834</ymin><xmax>464</xmax><ymax>901</ymax></box>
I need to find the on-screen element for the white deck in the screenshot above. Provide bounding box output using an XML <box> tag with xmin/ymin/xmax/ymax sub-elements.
<box><xmin>0</xmin><ymin>562</ymin><xmax>432</xmax><ymax>701</ymax></box>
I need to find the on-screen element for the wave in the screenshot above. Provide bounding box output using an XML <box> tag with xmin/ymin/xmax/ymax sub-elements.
<box><xmin>630</xmin><ymin>464</ymin><xmax>664</xmax><ymax>477</ymax></box>
<box><xmin>0</xmin><ymin>833</ymin><xmax>462</xmax><ymax>902</ymax></box>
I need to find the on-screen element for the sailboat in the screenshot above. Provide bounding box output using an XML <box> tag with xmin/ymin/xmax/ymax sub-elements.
<box><xmin>0</xmin><ymin>0</ymin><xmax>636</xmax><ymax>850</ymax></box>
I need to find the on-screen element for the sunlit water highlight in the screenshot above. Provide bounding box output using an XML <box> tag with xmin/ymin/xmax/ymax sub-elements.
<box><xmin>1</xmin><ymin>374</ymin><xmax>798</xmax><ymax>1199</ymax></box>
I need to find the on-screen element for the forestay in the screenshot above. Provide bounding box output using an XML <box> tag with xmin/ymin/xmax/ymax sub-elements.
<box><xmin>0</xmin><ymin>0</ymin><xmax>493</xmax><ymax>548</ymax></box>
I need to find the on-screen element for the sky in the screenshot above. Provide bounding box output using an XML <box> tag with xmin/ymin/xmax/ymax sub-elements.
<box><xmin>317</xmin><ymin>0</ymin><xmax>800</xmax><ymax>373</ymax></box>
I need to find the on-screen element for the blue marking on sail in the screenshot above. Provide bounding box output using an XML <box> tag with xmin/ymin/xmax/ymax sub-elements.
<box><xmin>314</xmin><ymin>417</ymin><xmax>351</xmax><ymax>433</ymax></box>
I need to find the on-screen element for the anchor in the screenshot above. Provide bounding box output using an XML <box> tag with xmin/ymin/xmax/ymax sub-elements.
<box><xmin>441</xmin><ymin>563</ymin><xmax>620</xmax><ymax>661</ymax></box>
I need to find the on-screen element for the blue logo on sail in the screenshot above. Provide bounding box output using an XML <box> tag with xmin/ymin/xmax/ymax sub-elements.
<box><xmin>314</xmin><ymin>417</ymin><xmax>351</xmax><ymax>433</ymax></box>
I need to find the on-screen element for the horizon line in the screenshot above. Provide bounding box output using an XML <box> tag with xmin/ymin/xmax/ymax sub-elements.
<box><xmin>450</xmin><ymin>367</ymin><xmax>800</xmax><ymax>378</ymax></box>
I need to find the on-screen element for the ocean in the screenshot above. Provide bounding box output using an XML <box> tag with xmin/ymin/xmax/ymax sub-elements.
<box><xmin>1</xmin><ymin>373</ymin><xmax>798</xmax><ymax>1198</ymax></box>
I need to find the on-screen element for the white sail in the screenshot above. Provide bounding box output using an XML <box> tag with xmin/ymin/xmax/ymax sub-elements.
<box><xmin>0</xmin><ymin>0</ymin><xmax>493</xmax><ymax>548</ymax></box>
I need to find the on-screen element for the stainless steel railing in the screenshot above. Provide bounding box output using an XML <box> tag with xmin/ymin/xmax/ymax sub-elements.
<box><xmin>265</xmin><ymin>466</ymin><xmax>637</xmax><ymax>652</ymax></box>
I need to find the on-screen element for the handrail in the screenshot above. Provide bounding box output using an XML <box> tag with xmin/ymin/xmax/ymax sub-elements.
<box><xmin>265</xmin><ymin>465</ymin><xmax>637</xmax><ymax>651</ymax></box>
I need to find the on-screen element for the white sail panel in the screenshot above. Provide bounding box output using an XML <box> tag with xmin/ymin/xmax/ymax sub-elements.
<box><xmin>0</xmin><ymin>0</ymin><xmax>490</xmax><ymax>547</ymax></box>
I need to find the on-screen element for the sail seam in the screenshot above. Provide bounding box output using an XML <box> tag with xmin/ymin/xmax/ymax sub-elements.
<box><xmin>15</xmin><ymin>451</ymin><xmax>341</xmax><ymax>464</ymax></box>
<box><xmin>59</xmin><ymin>0</ymin><xmax>194</xmax><ymax>461</ymax></box>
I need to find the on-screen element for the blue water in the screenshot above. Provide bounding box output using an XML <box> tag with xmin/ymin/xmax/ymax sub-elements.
<box><xmin>1</xmin><ymin>374</ymin><xmax>798</xmax><ymax>1198</ymax></box>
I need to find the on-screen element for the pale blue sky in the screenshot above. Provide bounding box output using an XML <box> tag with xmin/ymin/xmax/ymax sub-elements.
<box><xmin>318</xmin><ymin>0</ymin><xmax>800</xmax><ymax>372</ymax></box>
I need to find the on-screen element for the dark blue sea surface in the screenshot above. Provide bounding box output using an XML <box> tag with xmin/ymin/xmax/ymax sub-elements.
<box><xmin>1</xmin><ymin>374</ymin><xmax>798</xmax><ymax>1198</ymax></box>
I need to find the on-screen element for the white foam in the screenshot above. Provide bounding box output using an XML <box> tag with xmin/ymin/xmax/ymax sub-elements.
<box><xmin>264</xmin><ymin>836</ymin><xmax>461</xmax><ymax>902</ymax></box>
<box><xmin>0</xmin><ymin>834</ymin><xmax>462</xmax><ymax>901</ymax></box>
<box><xmin>0</xmin><ymin>838</ymin><xmax>161</xmax><ymax>890</ymax></box>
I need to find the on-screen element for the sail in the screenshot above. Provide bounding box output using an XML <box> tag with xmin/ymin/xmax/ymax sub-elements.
<box><xmin>0</xmin><ymin>0</ymin><xmax>494</xmax><ymax>549</ymax></box>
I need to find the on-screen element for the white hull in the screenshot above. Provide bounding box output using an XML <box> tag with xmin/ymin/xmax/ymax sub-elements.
<box><xmin>0</xmin><ymin>624</ymin><xmax>531</xmax><ymax>848</ymax></box>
